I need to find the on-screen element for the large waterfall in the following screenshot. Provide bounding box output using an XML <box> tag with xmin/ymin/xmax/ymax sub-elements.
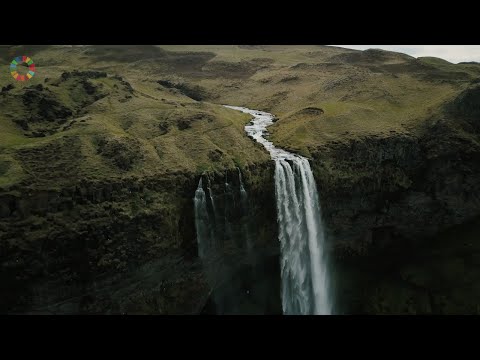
<box><xmin>224</xmin><ymin>105</ymin><xmax>332</xmax><ymax>315</ymax></box>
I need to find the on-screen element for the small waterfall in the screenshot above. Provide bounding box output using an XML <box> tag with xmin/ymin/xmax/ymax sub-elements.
<box><xmin>224</xmin><ymin>105</ymin><xmax>333</xmax><ymax>315</ymax></box>
<box><xmin>238</xmin><ymin>168</ymin><xmax>248</xmax><ymax>203</ymax></box>
<box><xmin>194</xmin><ymin>177</ymin><xmax>217</xmax><ymax>258</ymax></box>
<box><xmin>194</xmin><ymin>175</ymin><xmax>227</xmax><ymax>313</ymax></box>
<box><xmin>205</xmin><ymin>176</ymin><xmax>219</xmax><ymax>252</ymax></box>
<box><xmin>194</xmin><ymin>170</ymin><xmax>257</xmax><ymax>314</ymax></box>
<box><xmin>238</xmin><ymin>167</ymin><xmax>253</xmax><ymax>252</ymax></box>
<box><xmin>206</xmin><ymin>175</ymin><xmax>216</xmax><ymax>214</ymax></box>
<box><xmin>224</xmin><ymin>171</ymin><xmax>233</xmax><ymax>246</ymax></box>
<box><xmin>194</xmin><ymin>178</ymin><xmax>209</xmax><ymax>258</ymax></box>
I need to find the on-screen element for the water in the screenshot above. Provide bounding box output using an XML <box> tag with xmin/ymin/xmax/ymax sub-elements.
<box><xmin>224</xmin><ymin>105</ymin><xmax>332</xmax><ymax>315</ymax></box>
<box><xmin>238</xmin><ymin>168</ymin><xmax>253</xmax><ymax>252</ymax></box>
<box><xmin>194</xmin><ymin>169</ymin><xmax>258</xmax><ymax>313</ymax></box>
<box><xmin>194</xmin><ymin>178</ymin><xmax>215</xmax><ymax>258</ymax></box>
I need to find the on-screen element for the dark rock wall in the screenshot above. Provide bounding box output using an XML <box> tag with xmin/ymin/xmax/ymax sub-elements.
<box><xmin>0</xmin><ymin>161</ymin><xmax>279</xmax><ymax>314</ymax></box>
<box><xmin>310</xmin><ymin>113</ymin><xmax>480</xmax><ymax>314</ymax></box>
<box><xmin>196</xmin><ymin>163</ymin><xmax>281</xmax><ymax>314</ymax></box>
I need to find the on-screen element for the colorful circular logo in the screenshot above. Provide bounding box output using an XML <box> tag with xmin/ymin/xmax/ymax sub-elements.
<box><xmin>10</xmin><ymin>56</ymin><xmax>35</xmax><ymax>81</ymax></box>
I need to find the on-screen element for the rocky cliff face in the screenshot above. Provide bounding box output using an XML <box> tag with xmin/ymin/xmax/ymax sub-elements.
<box><xmin>313</xmin><ymin>131</ymin><xmax>479</xmax><ymax>256</ymax></box>
<box><xmin>308</xmin><ymin>92</ymin><xmax>480</xmax><ymax>313</ymax></box>
<box><xmin>195</xmin><ymin>165</ymin><xmax>281</xmax><ymax>314</ymax></box>
<box><xmin>0</xmin><ymin>161</ymin><xmax>279</xmax><ymax>314</ymax></box>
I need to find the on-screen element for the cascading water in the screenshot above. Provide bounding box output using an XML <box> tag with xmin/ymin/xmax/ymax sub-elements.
<box><xmin>238</xmin><ymin>167</ymin><xmax>253</xmax><ymax>252</ymax></box>
<box><xmin>238</xmin><ymin>168</ymin><xmax>248</xmax><ymax>202</ymax></box>
<box><xmin>194</xmin><ymin>170</ymin><xmax>257</xmax><ymax>314</ymax></box>
<box><xmin>194</xmin><ymin>178</ymin><xmax>215</xmax><ymax>258</ymax></box>
<box><xmin>224</xmin><ymin>105</ymin><xmax>333</xmax><ymax>315</ymax></box>
<box><xmin>224</xmin><ymin>171</ymin><xmax>233</xmax><ymax>245</ymax></box>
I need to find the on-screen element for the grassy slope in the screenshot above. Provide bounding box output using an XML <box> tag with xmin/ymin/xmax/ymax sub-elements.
<box><xmin>1</xmin><ymin>45</ymin><xmax>479</xmax><ymax>188</ymax></box>
<box><xmin>157</xmin><ymin>45</ymin><xmax>480</xmax><ymax>156</ymax></box>
<box><xmin>0</xmin><ymin>46</ymin><xmax>270</xmax><ymax>190</ymax></box>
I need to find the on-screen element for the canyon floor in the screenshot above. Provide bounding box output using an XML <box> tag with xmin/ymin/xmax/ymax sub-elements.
<box><xmin>1</xmin><ymin>45</ymin><xmax>480</xmax><ymax>314</ymax></box>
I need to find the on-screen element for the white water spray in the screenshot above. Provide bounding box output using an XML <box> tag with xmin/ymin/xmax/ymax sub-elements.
<box><xmin>194</xmin><ymin>178</ymin><xmax>211</xmax><ymax>258</ymax></box>
<box><xmin>224</xmin><ymin>105</ymin><xmax>333</xmax><ymax>315</ymax></box>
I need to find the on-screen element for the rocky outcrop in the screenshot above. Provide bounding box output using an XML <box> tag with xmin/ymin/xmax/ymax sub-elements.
<box><xmin>60</xmin><ymin>70</ymin><xmax>108</xmax><ymax>80</ymax></box>
<box><xmin>157</xmin><ymin>80</ymin><xmax>209</xmax><ymax>101</ymax></box>
<box><xmin>448</xmin><ymin>83</ymin><xmax>480</xmax><ymax>122</ymax></box>
<box><xmin>95</xmin><ymin>136</ymin><xmax>144</xmax><ymax>171</ymax></box>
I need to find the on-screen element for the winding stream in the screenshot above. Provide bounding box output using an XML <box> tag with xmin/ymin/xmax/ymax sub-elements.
<box><xmin>224</xmin><ymin>106</ymin><xmax>332</xmax><ymax>315</ymax></box>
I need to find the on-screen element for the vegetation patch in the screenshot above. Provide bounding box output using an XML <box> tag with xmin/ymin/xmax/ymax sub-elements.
<box><xmin>157</xmin><ymin>80</ymin><xmax>208</xmax><ymax>101</ymax></box>
<box><xmin>202</xmin><ymin>60</ymin><xmax>266</xmax><ymax>79</ymax></box>
<box><xmin>176</xmin><ymin>112</ymin><xmax>215</xmax><ymax>130</ymax></box>
<box><xmin>15</xmin><ymin>136</ymin><xmax>84</xmax><ymax>186</ymax></box>
<box><xmin>0</xmin><ymin>160</ymin><xmax>11</xmax><ymax>177</ymax></box>
<box><xmin>208</xmin><ymin>149</ymin><xmax>224</xmax><ymax>162</ymax></box>
<box><xmin>278</xmin><ymin>75</ymin><xmax>299</xmax><ymax>83</ymax></box>
<box><xmin>297</xmin><ymin>107</ymin><xmax>324</xmax><ymax>116</ymax></box>
<box><xmin>95</xmin><ymin>136</ymin><xmax>144</xmax><ymax>171</ymax></box>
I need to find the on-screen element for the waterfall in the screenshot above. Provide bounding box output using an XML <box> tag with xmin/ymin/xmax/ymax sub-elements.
<box><xmin>238</xmin><ymin>168</ymin><xmax>252</xmax><ymax>252</ymax></box>
<box><xmin>275</xmin><ymin>158</ymin><xmax>331</xmax><ymax>314</ymax></box>
<box><xmin>194</xmin><ymin>178</ymin><xmax>214</xmax><ymax>258</ymax></box>
<box><xmin>206</xmin><ymin>175</ymin><xmax>216</xmax><ymax>214</ymax></box>
<box><xmin>224</xmin><ymin>171</ymin><xmax>233</xmax><ymax>245</ymax></box>
<box><xmin>194</xmin><ymin>170</ymin><xmax>256</xmax><ymax>314</ymax></box>
<box><xmin>238</xmin><ymin>168</ymin><xmax>248</xmax><ymax>203</ymax></box>
<box><xmin>224</xmin><ymin>105</ymin><xmax>333</xmax><ymax>315</ymax></box>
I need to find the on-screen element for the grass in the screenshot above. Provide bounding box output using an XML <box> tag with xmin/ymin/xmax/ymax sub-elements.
<box><xmin>268</xmin><ymin>76</ymin><xmax>460</xmax><ymax>154</ymax></box>
<box><xmin>0</xmin><ymin>47</ymin><xmax>272</xmax><ymax>189</ymax></box>
<box><xmin>0</xmin><ymin>44</ymin><xmax>476</xmax><ymax>189</ymax></box>
<box><xmin>0</xmin><ymin>154</ymin><xmax>24</xmax><ymax>187</ymax></box>
<box><xmin>158</xmin><ymin>45</ymin><xmax>350</xmax><ymax>66</ymax></box>
<box><xmin>418</xmin><ymin>56</ymin><xmax>480</xmax><ymax>77</ymax></box>
<box><xmin>154</xmin><ymin>46</ymin><xmax>473</xmax><ymax>156</ymax></box>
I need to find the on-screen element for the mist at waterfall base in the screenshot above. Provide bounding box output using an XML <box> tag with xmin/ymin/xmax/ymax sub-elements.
<box><xmin>193</xmin><ymin>106</ymin><xmax>333</xmax><ymax>315</ymax></box>
<box><xmin>194</xmin><ymin>171</ymin><xmax>281</xmax><ymax>314</ymax></box>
